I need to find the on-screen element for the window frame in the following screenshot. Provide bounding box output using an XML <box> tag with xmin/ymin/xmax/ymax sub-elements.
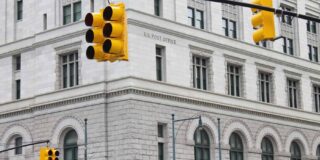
<box><xmin>16</xmin><ymin>0</ymin><xmax>23</xmax><ymax>21</ymax></box>
<box><xmin>14</xmin><ymin>137</ymin><xmax>23</xmax><ymax>155</ymax></box>
<box><xmin>192</xmin><ymin>55</ymin><xmax>209</xmax><ymax>90</ymax></box>
<box><xmin>313</xmin><ymin>84</ymin><xmax>320</xmax><ymax>113</ymax></box>
<box><xmin>287</xmin><ymin>78</ymin><xmax>300</xmax><ymax>109</ymax></box>
<box><xmin>64</xmin><ymin>130</ymin><xmax>78</xmax><ymax>160</ymax></box>
<box><xmin>229</xmin><ymin>132</ymin><xmax>243</xmax><ymax>160</ymax></box>
<box><xmin>62</xmin><ymin>1</ymin><xmax>81</xmax><ymax>25</ymax></box>
<box><xmin>188</xmin><ymin>7</ymin><xmax>204</xmax><ymax>29</ymax></box>
<box><xmin>258</xmin><ymin>71</ymin><xmax>272</xmax><ymax>103</ymax></box>
<box><xmin>308</xmin><ymin>45</ymin><xmax>319</xmax><ymax>63</ymax></box>
<box><xmin>194</xmin><ymin>127</ymin><xmax>210</xmax><ymax>160</ymax></box>
<box><xmin>222</xmin><ymin>18</ymin><xmax>237</xmax><ymax>39</ymax></box>
<box><xmin>261</xmin><ymin>137</ymin><xmax>274</xmax><ymax>160</ymax></box>
<box><xmin>227</xmin><ymin>63</ymin><xmax>242</xmax><ymax>97</ymax></box>
<box><xmin>157</xmin><ymin>123</ymin><xmax>167</xmax><ymax>160</ymax></box>
<box><xmin>156</xmin><ymin>46</ymin><xmax>166</xmax><ymax>81</ymax></box>
<box><xmin>283</xmin><ymin>37</ymin><xmax>294</xmax><ymax>55</ymax></box>
<box><xmin>154</xmin><ymin>0</ymin><xmax>162</xmax><ymax>17</ymax></box>
<box><xmin>290</xmin><ymin>141</ymin><xmax>301</xmax><ymax>160</ymax></box>
<box><xmin>60</xmin><ymin>51</ymin><xmax>79</xmax><ymax>89</ymax></box>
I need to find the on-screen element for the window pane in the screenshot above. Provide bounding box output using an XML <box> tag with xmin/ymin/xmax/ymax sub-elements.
<box><xmin>16</xmin><ymin>80</ymin><xmax>21</xmax><ymax>100</ymax></box>
<box><xmin>195</xmin><ymin>10</ymin><xmax>204</xmax><ymax>29</ymax></box>
<box><xmin>17</xmin><ymin>0</ymin><xmax>23</xmax><ymax>20</ymax></box>
<box><xmin>15</xmin><ymin>137</ymin><xmax>22</xmax><ymax>155</ymax></box>
<box><xmin>158</xmin><ymin>143</ymin><xmax>164</xmax><ymax>160</ymax></box>
<box><xmin>188</xmin><ymin>7</ymin><xmax>195</xmax><ymax>26</ymax></box>
<box><xmin>15</xmin><ymin>55</ymin><xmax>21</xmax><ymax>71</ymax></box>
<box><xmin>154</xmin><ymin>0</ymin><xmax>160</xmax><ymax>16</ymax></box>
<box><xmin>63</xmin><ymin>5</ymin><xmax>71</xmax><ymax>25</ymax></box>
<box><xmin>73</xmin><ymin>2</ymin><xmax>82</xmax><ymax>22</ymax></box>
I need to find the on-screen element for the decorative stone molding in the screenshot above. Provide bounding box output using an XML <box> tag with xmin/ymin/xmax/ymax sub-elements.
<box><xmin>50</xmin><ymin>116</ymin><xmax>85</xmax><ymax>147</ymax></box>
<box><xmin>255</xmin><ymin>125</ymin><xmax>283</xmax><ymax>153</ymax></box>
<box><xmin>284</xmin><ymin>129</ymin><xmax>310</xmax><ymax>155</ymax></box>
<box><xmin>222</xmin><ymin>119</ymin><xmax>254</xmax><ymax>149</ymax></box>
<box><xmin>0</xmin><ymin>124</ymin><xmax>33</xmax><ymax>151</ymax></box>
<box><xmin>311</xmin><ymin>135</ymin><xmax>320</xmax><ymax>156</ymax></box>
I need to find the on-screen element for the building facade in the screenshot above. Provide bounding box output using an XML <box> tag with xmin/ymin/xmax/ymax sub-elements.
<box><xmin>0</xmin><ymin>0</ymin><xmax>320</xmax><ymax>160</ymax></box>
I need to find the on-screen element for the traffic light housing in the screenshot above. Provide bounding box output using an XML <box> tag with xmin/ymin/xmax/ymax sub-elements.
<box><xmin>85</xmin><ymin>2</ymin><xmax>128</xmax><ymax>62</ymax></box>
<box><xmin>51</xmin><ymin>148</ymin><xmax>60</xmax><ymax>160</ymax></box>
<box><xmin>40</xmin><ymin>147</ymin><xmax>59</xmax><ymax>160</ymax></box>
<box><xmin>251</xmin><ymin>0</ymin><xmax>275</xmax><ymax>43</ymax></box>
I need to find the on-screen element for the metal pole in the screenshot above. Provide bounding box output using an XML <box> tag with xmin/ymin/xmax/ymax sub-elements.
<box><xmin>172</xmin><ymin>114</ymin><xmax>175</xmax><ymax>160</ymax></box>
<box><xmin>218</xmin><ymin>118</ymin><xmax>222</xmax><ymax>160</ymax></box>
<box><xmin>85</xmin><ymin>118</ymin><xmax>88</xmax><ymax>160</ymax></box>
<box><xmin>0</xmin><ymin>140</ymin><xmax>49</xmax><ymax>153</ymax></box>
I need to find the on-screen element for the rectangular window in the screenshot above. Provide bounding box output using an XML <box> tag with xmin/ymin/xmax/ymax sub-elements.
<box><xmin>195</xmin><ymin>10</ymin><xmax>204</xmax><ymax>29</ymax></box>
<box><xmin>287</xmin><ymin>79</ymin><xmax>299</xmax><ymax>108</ymax></box>
<box><xmin>222</xmin><ymin>18</ymin><xmax>237</xmax><ymax>39</ymax></box>
<box><xmin>283</xmin><ymin>37</ymin><xmax>293</xmax><ymax>55</ymax></box>
<box><xmin>15</xmin><ymin>137</ymin><xmax>22</xmax><ymax>155</ymax></box>
<box><xmin>259</xmin><ymin>72</ymin><xmax>272</xmax><ymax>103</ymax></box>
<box><xmin>14</xmin><ymin>55</ymin><xmax>21</xmax><ymax>71</ymax></box>
<box><xmin>73</xmin><ymin>1</ymin><xmax>82</xmax><ymax>22</ymax></box>
<box><xmin>16</xmin><ymin>79</ymin><xmax>21</xmax><ymax>100</ymax></box>
<box><xmin>61</xmin><ymin>52</ymin><xmax>79</xmax><ymax>88</ymax></box>
<box><xmin>281</xmin><ymin>6</ymin><xmax>292</xmax><ymax>25</ymax></box>
<box><xmin>17</xmin><ymin>0</ymin><xmax>23</xmax><ymax>20</ymax></box>
<box><xmin>43</xmin><ymin>14</ymin><xmax>47</xmax><ymax>30</ymax></box>
<box><xmin>63</xmin><ymin>5</ymin><xmax>71</xmax><ymax>25</ymax></box>
<box><xmin>227</xmin><ymin>64</ymin><xmax>241</xmax><ymax>97</ymax></box>
<box><xmin>308</xmin><ymin>45</ymin><xmax>318</xmax><ymax>62</ymax></box>
<box><xmin>158</xmin><ymin>124</ymin><xmax>164</xmax><ymax>138</ymax></box>
<box><xmin>156</xmin><ymin>46</ymin><xmax>165</xmax><ymax>81</ymax></box>
<box><xmin>157</xmin><ymin>123</ymin><xmax>166</xmax><ymax>160</ymax></box>
<box><xmin>314</xmin><ymin>85</ymin><xmax>320</xmax><ymax>113</ymax></box>
<box><xmin>154</xmin><ymin>0</ymin><xmax>161</xmax><ymax>16</ymax></box>
<box><xmin>158</xmin><ymin>143</ymin><xmax>164</xmax><ymax>160</ymax></box>
<box><xmin>188</xmin><ymin>7</ymin><xmax>195</xmax><ymax>27</ymax></box>
<box><xmin>307</xmin><ymin>20</ymin><xmax>317</xmax><ymax>34</ymax></box>
<box><xmin>193</xmin><ymin>56</ymin><xmax>208</xmax><ymax>90</ymax></box>
<box><xmin>90</xmin><ymin>0</ymin><xmax>94</xmax><ymax>12</ymax></box>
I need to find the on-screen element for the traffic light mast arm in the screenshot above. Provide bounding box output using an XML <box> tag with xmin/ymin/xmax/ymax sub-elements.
<box><xmin>0</xmin><ymin>140</ymin><xmax>49</xmax><ymax>153</ymax></box>
<box><xmin>205</xmin><ymin>0</ymin><xmax>320</xmax><ymax>23</ymax></box>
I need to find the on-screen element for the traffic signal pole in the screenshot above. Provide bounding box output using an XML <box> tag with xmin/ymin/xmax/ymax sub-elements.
<box><xmin>205</xmin><ymin>0</ymin><xmax>320</xmax><ymax>23</ymax></box>
<box><xmin>0</xmin><ymin>140</ymin><xmax>49</xmax><ymax>153</ymax></box>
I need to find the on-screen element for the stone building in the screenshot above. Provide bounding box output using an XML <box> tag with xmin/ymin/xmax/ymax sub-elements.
<box><xmin>0</xmin><ymin>0</ymin><xmax>320</xmax><ymax>160</ymax></box>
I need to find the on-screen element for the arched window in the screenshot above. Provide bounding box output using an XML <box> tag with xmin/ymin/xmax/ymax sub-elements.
<box><xmin>316</xmin><ymin>145</ymin><xmax>320</xmax><ymax>160</ymax></box>
<box><xmin>290</xmin><ymin>142</ymin><xmax>301</xmax><ymax>160</ymax></box>
<box><xmin>194</xmin><ymin>128</ymin><xmax>210</xmax><ymax>160</ymax></box>
<box><xmin>14</xmin><ymin>137</ymin><xmax>23</xmax><ymax>155</ymax></box>
<box><xmin>64</xmin><ymin>130</ymin><xmax>78</xmax><ymax>160</ymax></box>
<box><xmin>261</xmin><ymin>137</ymin><xmax>273</xmax><ymax>160</ymax></box>
<box><xmin>229</xmin><ymin>132</ymin><xmax>243</xmax><ymax>160</ymax></box>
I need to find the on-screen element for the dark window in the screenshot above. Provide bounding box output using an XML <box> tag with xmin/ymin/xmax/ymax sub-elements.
<box><xmin>73</xmin><ymin>2</ymin><xmax>81</xmax><ymax>22</ymax></box>
<box><xmin>63</xmin><ymin>5</ymin><xmax>71</xmax><ymax>25</ymax></box>
<box><xmin>43</xmin><ymin>14</ymin><xmax>47</xmax><ymax>30</ymax></box>
<box><xmin>16</xmin><ymin>80</ymin><xmax>21</xmax><ymax>100</ymax></box>
<box><xmin>288</xmin><ymin>79</ymin><xmax>299</xmax><ymax>108</ymax></box>
<box><xmin>316</xmin><ymin>145</ymin><xmax>320</xmax><ymax>160</ymax></box>
<box><xmin>194</xmin><ymin>128</ymin><xmax>210</xmax><ymax>160</ymax></box>
<box><xmin>15</xmin><ymin>55</ymin><xmax>21</xmax><ymax>71</ymax></box>
<box><xmin>261</xmin><ymin>138</ymin><xmax>274</xmax><ymax>160</ymax></box>
<box><xmin>313</xmin><ymin>85</ymin><xmax>320</xmax><ymax>113</ymax></box>
<box><xmin>188</xmin><ymin>7</ymin><xmax>195</xmax><ymax>27</ymax></box>
<box><xmin>307</xmin><ymin>20</ymin><xmax>317</xmax><ymax>34</ymax></box>
<box><xmin>154</xmin><ymin>0</ymin><xmax>161</xmax><ymax>16</ymax></box>
<box><xmin>229</xmin><ymin>133</ymin><xmax>243</xmax><ymax>160</ymax></box>
<box><xmin>158</xmin><ymin>124</ymin><xmax>164</xmax><ymax>138</ymax></box>
<box><xmin>259</xmin><ymin>72</ymin><xmax>272</xmax><ymax>103</ymax></box>
<box><xmin>156</xmin><ymin>46</ymin><xmax>165</xmax><ymax>81</ymax></box>
<box><xmin>308</xmin><ymin>45</ymin><xmax>319</xmax><ymax>62</ymax></box>
<box><xmin>64</xmin><ymin>130</ymin><xmax>78</xmax><ymax>160</ymax></box>
<box><xmin>227</xmin><ymin>64</ymin><xmax>241</xmax><ymax>97</ymax></box>
<box><xmin>283</xmin><ymin>37</ymin><xmax>294</xmax><ymax>55</ymax></box>
<box><xmin>90</xmin><ymin>0</ymin><xmax>94</xmax><ymax>12</ymax></box>
<box><xmin>193</xmin><ymin>56</ymin><xmax>208</xmax><ymax>90</ymax></box>
<box><xmin>15</xmin><ymin>137</ymin><xmax>22</xmax><ymax>155</ymax></box>
<box><xmin>61</xmin><ymin>52</ymin><xmax>79</xmax><ymax>88</ymax></box>
<box><xmin>256</xmin><ymin>41</ymin><xmax>267</xmax><ymax>48</ymax></box>
<box><xmin>281</xmin><ymin>6</ymin><xmax>293</xmax><ymax>25</ymax></box>
<box><xmin>17</xmin><ymin>0</ymin><xmax>23</xmax><ymax>20</ymax></box>
<box><xmin>290</xmin><ymin>142</ymin><xmax>301</xmax><ymax>160</ymax></box>
<box><xmin>195</xmin><ymin>10</ymin><xmax>204</xmax><ymax>29</ymax></box>
<box><xmin>158</xmin><ymin>142</ymin><xmax>164</xmax><ymax>160</ymax></box>
<box><xmin>222</xmin><ymin>18</ymin><xmax>237</xmax><ymax>38</ymax></box>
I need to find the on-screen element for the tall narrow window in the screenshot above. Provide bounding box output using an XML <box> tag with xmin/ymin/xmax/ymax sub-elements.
<box><xmin>16</xmin><ymin>80</ymin><xmax>21</xmax><ymax>100</ymax></box>
<box><xmin>313</xmin><ymin>85</ymin><xmax>320</xmax><ymax>113</ymax></box>
<box><xmin>222</xmin><ymin>18</ymin><xmax>228</xmax><ymax>36</ymax></box>
<box><xmin>283</xmin><ymin>37</ymin><xmax>294</xmax><ymax>55</ymax></box>
<box><xmin>43</xmin><ymin>14</ymin><xmax>47</xmax><ymax>30</ymax></box>
<box><xmin>63</xmin><ymin>5</ymin><xmax>72</xmax><ymax>25</ymax></box>
<box><xmin>64</xmin><ymin>130</ymin><xmax>78</xmax><ymax>160</ymax></box>
<box><xmin>15</xmin><ymin>137</ymin><xmax>22</xmax><ymax>155</ymax></box>
<box><xmin>90</xmin><ymin>0</ymin><xmax>94</xmax><ymax>12</ymax></box>
<box><xmin>157</xmin><ymin>123</ymin><xmax>166</xmax><ymax>160</ymax></box>
<box><xmin>259</xmin><ymin>72</ymin><xmax>272</xmax><ymax>103</ymax></box>
<box><xmin>227</xmin><ymin>64</ymin><xmax>241</xmax><ymax>97</ymax></box>
<box><xmin>193</xmin><ymin>56</ymin><xmax>208</xmax><ymax>90</ymax></box>
<box><xmin>316</xmin><ymin>145</ymin><xmax>320</xmax><ymax>160</ymax></box>
<box><xmin>188</xmin><ymin>7</ymin><xmax>195</xmax><ymax>27</ymax></box>
<box><xmin>17</xmin><ymin>0</ymin><xmax>23</xmax><ymax>20</ymax></box>
<box><xmin>307</xmin><ymin>20</ymin><xmax>317</xmax><ymax>34</ymax></box>
<box><xmin>290</xmin><ymin>142</ymin><xmax>301</xmax><ymax>160</ymax></box>
<box><xmin>73</xmin><ymin>2</ymin><xmax>81</xmax><ymax>22</ymax></box>
<box><xmin>281</xmin><ymin>6</ymin><xmax>292</xmax><ymax>25</ymax></box>
<box><xmin>229</xmin><ymin>133</ymin><xmax>243</xmax><ymax>160</ymax></box>
<box><xmin>222</xmin><ymin>18</ymin><xmax>237</xmax><ymax>39</ymax></box>
<box><xmin>14</xmin><ymin>55</ymin><xmax>21</xmax><ymax>71</ymax></box>
<box><xmin>308</xmin><ymin>45</ymin><xmax>319</xmax><ymax>62</ymax></box>
<box><xmin>194</xmin><ymin>128</ymin><xmax>210</xmax><ymax>160</ymax></box>
<box><xmin>61</xmin><ymin>52</ymin><xmax>79</xmax><ymax>88</ymax></box>
<box><xmin>154</xmin><ymin>0</ymin><xmax>161</xmax><ymax>16</ymax></box>
<box><xmin>287</xmin><ymin>79</ymin><xmax>299</xmax><ymax>108</ymax></box>
<box><xmin>156</xmin><ymin>46</ymin><xmax>165</xmax><ymax>81</ymax></box>
<box><xmin>195</xmin><ymin>10</ymin><xmax>204</xmax><ymax>29</ymax></box>
<box><xmin>261</xmin><ymin>137</ymin><xmax>274</xmax><ymax>160</ymax></box>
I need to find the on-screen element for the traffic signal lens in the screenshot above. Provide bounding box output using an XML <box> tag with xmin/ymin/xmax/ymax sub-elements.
<box><xmin>103</xmin><ymin>23</ymin><xmax>123</xmax><ymax>37</ymax></box>
<box><xmin>54</xmin><ymin>150</ymin><xmax>60</xmax><ymax>156</ymax></box>
<box><xmin>85</xmin><ymin>30</ymin><xmax>94</xmax><ymax>42</ymax></box>
<box><xmin>48</xmin><ymin>150</ymin><xmax>53</xmax><ymax>156</ymax></box>
<box><xmin>85</xmin><ymin>13</ymin><xmax>104</xmax><ymax>27</ymax></box>
<box><xmin>103</xmin><ymin>39</ymin><xmax>123</xmax><ymax>54</ymax></box>
<box><xmin>103</xmin><ymin>6</ymin><xmax>124</xmax><ymax>20</ymax></box>
<box><xmin>86</xmin><ymin>46</ymin><xmax>95</xmax><ymax>59</ymax></box>
<box><xmin>85</xmin><ymin>13</ymin><xmax>94</xmax><ymax>26</ymax></box>
<box><xmin>86</xmin><ymin>29</ymin><xmax>104</xmax><ymax>43</ymax></box>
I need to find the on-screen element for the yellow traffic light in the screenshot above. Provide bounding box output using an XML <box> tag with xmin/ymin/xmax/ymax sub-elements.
<box><xmin>40</xmin><ymin>147</ymin><xmax>53</xmax><ymax>160</ymax></box>
<box><xmin>84</xmin><ymin>2</ymin><xmax>128</xmax><ymax>62</ymax></box>
<box><xmin>51</xmin><ymin>148</ymin><xmax>60</xmax><ymax>160</ymax></box>
<box><xmin>251</xmin><ymin>0</ymin><xmax>275</xmax><ymax>43</ymax></box>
